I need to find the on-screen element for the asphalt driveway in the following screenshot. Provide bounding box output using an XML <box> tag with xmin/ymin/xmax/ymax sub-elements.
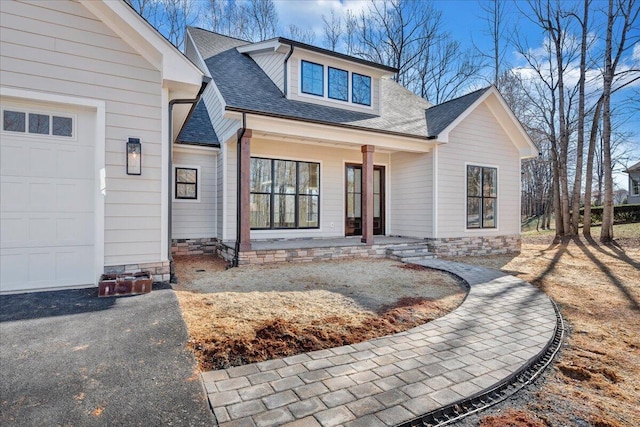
<box><xmin>0</xmin><ymin>284</ymin><xmax>214</xmax><ymax>426</ymax></box>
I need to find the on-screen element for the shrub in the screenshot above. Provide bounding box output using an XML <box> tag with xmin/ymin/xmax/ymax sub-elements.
<box><xmin>579</xmin><ymin>204</ymin><xmax>640</xmax><ymax>224</ymax></box>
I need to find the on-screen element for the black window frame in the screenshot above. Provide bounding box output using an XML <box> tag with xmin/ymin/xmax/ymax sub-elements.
<box><xmin>250</xmin><ymin>157</ymin><xmax>320</xmax><ymax>230</ymax></box>
<box><xmin>175</xmin><ymin>167</ymin><xmax>198</xmax><ymax>200</ymax></box>
<box><xmin>328</xmin><ymin>66</ymin><xmax>348</xmax><ymax>101</ymax></box>
<box><xmin>466</xmin><ymin>165</ymin><xmax>497</xmax><ymax>229</ymax></box>
<box><xmin>300</xmin><ymin>60</ymin><xmax>324</xmax><ymax>97</ymax></box>
<box><xmin>352</xmin><ymin>72</ymin><xmax>372</xmax><ymax>106</ymax></box>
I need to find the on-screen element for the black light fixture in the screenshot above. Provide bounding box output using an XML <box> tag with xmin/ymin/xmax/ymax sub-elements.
<box><xmin>126</xmin><ymin>138</ymin><xmax>141</xmax><ymax>175</ymax></box>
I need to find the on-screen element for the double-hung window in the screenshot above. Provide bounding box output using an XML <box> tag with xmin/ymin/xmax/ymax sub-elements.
<box><xmin>631</xmin><ymin>176</ymin><xmax>640</xmax><ymax>196</ymax></box>
<box><xmin>467</xmin><ymin>165</ymin><xmax>497</xmax><ymax>229</ymax></box>
<box><xmin>352</xmin><ymin>73</ymin><xmax>371</xmax><ymax>106</ymax></box>
<box><xmin>301</xmin><ymin>60</ymin><xmax>323</xmax><ymax>96</ymax></box>
<box><xmin>250</xmin><ymin>158</ymin><xmax>320</xmax><ymax>229</ymax></box>
<box><xmin>328</xmin><ymin>67</ymin><xmax>348</xmax><ymax>101</ymax></box>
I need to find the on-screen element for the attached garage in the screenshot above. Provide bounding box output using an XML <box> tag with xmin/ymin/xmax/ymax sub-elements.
<box><xmin>0</xmin><ymin>0</ymin><xmax>205</xmax><ymax>294</ymax></box>
<box><xmin>1</xmin><ymin>99</ymin><xmax>98</xmax><ymax>293</ymax></box>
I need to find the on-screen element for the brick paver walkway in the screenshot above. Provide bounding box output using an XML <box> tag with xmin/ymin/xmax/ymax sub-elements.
<box><xmin>201</xmin><ymin>260</ymin><xmax>557</xmax><ymax>427</ymax></box>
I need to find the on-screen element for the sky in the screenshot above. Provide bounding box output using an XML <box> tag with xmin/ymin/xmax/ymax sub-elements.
<box><xmin>270</xmin><ymin>0</ymin><xmax>640</xmax><ymax>189</ymax></box>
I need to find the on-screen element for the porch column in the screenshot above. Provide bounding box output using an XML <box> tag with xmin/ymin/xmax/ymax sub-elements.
<box><xmin>238</xmin><ymin>129</ymin><xmax>252</xmax><ymax>252</ymax></box>
<box><xmin>361</xmin><ymin>144</ymin><xmax>375</xmax><ymax>245</ymax></box>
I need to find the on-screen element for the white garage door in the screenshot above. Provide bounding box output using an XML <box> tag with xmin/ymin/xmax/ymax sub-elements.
<box><xmin>1</xmin><ymin>99</ymin><xmax>96</xmax><ymax>293</ymax></box>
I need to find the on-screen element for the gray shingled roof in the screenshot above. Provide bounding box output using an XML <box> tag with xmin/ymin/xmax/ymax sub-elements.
<box><xmin>424</xmin><ymin>87</ymin><xmax>491</xmax><ymax>137</ymax></box>
<box><xmin>187</xmin><ymin>27</ymin><xmax>491</xmax><ymax>140</ymax></box>
<box><xmin>176</xmin><ymin>99</ymin><xmax>219</xmax><ymax>146</ymax></box>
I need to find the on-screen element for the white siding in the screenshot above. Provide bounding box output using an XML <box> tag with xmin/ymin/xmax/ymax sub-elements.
<box><xmin>172</xmin><ymin>149</ymin><xmax>217</xmax><ymax>239</ymax></box>
<box><xmin>250</xmin><ymin>51</ymin><xmax>286</xmax><ymax>92</ymax></box>
<box><xmin>288</xmin><ymin>51</ymin><xmax>382</xmax><ymax>115</ymax></box>
<box><xmin>224</xmin><ymin>139</ymin><xmax>390</xmax><ymax>240</ymax></box>
<box><xmin>217</xmin><ymin>144</ymin><xmax>225</xmax><ymax>238</ymax></box>
<box><xmin>1</xmin><ymin>0</ymin><xmax>164</xmax><ymax>266</ymax></box>
<box><xmin>201</xmin><ymin>83</ymin><xmax>239</xmax><ymax>145</ymax></box>
<box><xmin>436</xmin><ymin>103</ymin><xmax>521</xmax><ymax>237</ymax></box>
<box><xmin>390</xmin><ymin>152</ymin><xmax>432</xmax><ymax>237</ymax></box>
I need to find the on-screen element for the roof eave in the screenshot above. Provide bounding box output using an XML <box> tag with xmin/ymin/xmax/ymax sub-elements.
<box><xmin>225</xmin><ymin>105</ymin><xmax>430</xmax><ymax>141</ymax></box>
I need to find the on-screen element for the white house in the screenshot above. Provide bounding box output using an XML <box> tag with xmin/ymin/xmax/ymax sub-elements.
<box><xmin>0</xmin><ymin>1</ymin><xmax>538</xmax><ymax>293</ymax></box>
<box><xmin>0</xmin><ymin>0</ymin><xmax>205</xmax><ymax>293</ymax></box>
<box><xmin>171</xmin><ymin>27</ymin><xmax>538</xmax><ymax>265</ymax></box>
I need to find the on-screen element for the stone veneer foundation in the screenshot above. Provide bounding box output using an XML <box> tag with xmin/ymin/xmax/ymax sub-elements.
<box><xmin>171</xmin><ymin>238</ymin><xmax>218</xmax><ymax>256</ymax></box>
<box><xmin>426</xmin><ymin>234</ymin><xmax>521</xmax><ymax>257</ymax></box>
<box><xmin>104</xmin><ymin>261</ymin><xmax>171</xmax><ymax>283</ymax></box>
<box><xmin>168</xmin><ymin>234</ymin><xmax>521</xmax><ymax>266</ymax></box>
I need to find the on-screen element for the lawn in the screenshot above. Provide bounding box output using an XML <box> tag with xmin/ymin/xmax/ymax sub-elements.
<box><xmin>448</xmin><ymin>222</ymin><xmax>640</xmax><ymax>427</ymax></box>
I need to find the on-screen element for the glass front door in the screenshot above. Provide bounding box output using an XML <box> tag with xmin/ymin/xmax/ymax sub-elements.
<box><xmin>345</xmin><ymin>164</ymin><xmax>384</xmax><ymax>236</ymax></box>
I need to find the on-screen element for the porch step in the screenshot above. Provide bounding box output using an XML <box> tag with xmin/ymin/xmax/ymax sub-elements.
<box><xmin>385</xmin><ymin>244</ymin><xmax>436</xmax><ymax>262</ymax></box>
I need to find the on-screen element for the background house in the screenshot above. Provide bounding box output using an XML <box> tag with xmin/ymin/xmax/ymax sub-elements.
<box><xmin>626</xmin><ymin>161</ymin><xmax>640</xmax><ymax>204</ymax></box>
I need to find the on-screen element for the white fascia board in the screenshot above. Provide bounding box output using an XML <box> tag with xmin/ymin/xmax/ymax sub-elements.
<box><xmin>236</xmin><ymin>39</ymin><xmax>282</xmax><ymax>55</ymax></box>
<box><xmin>173</xmin><ymin>144</ymin><xmax>220</xmax><ymax>154</ymax></box>
<box><xmin>185</xmin><ymin>28</ymin><xmax>212</xmax><ymax>78</ymax></box>
<box><xmin>81</xmin><ymin>1</ymin><xmax>203</xmax><ymax>92</ymax></box>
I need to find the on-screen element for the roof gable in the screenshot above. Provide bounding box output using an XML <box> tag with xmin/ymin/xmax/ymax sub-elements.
<box><xmin>626</xmin><ymin>161</ymin><xmax>640</xmax><ymax>173</ymax></box>
<box><xmin>80</xmin><ymin>1</ymin><xmax>203</xmax><ymax>91</ymax></box>
<box><xmin>425</xmin><ymin>88</ymin><xmax>490</xmax><ymax>137</ymax></box>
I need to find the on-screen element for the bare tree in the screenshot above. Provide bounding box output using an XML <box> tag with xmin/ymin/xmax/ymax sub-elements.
<box><xmin>242</xmin><ymin>0</ymin><xmax>279</xmax><ymax>41</ymax></box>
<box><xmin>286</xmin><ymin>24</ymin><xmax>316</xmax><ymax>45</ymax></box>
<box><xmin>600</xmin><ymin>0</ymin><xmax>639</xmax><ymax>242</ymax></box>
<box><xmin>322</xmin><ymin>10</ymin><xmax>343</xmax><ymax>51</ymax></box>
<box><xmin>161</xmin><ymin>0</ymin><xmax>198</xmax><ymax>49</ymax></box>
<box><xmin>476</xmin><ymin>0</ymin><xmax>509</xmax><ymax>87</ymax></box>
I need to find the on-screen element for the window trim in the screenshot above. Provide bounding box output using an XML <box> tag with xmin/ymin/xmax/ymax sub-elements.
<box><xmin>351</xmin><ymin>72</ymin><xmax>372</xmax><ymax>106</ymax></box>
<box><xmin>173</xmin><ymin>165</ymin><xmax>201</xmax><ymax>203</ymax></box>
<box><xmin>250</xmin><ymin>156</ymin><xmax>321</xmax><ymax>230</ymax></box>
<box><xmin>631</xmin><ymin>175</ymin><xmax>640</xmax><ymax>196</ymax></box>
<box><xmin>465</xmin><ymin>164</ymin><xmax>498</xmax><ymax>230</ymax></box>
<box><xmin>1</xmin><ymin>107</ymin><xmax>76</xmax><ymax>140</ymax></box>
<box><xmin>300</xmin><ymin>60</ymin><xmax>324</xmax><ymax>97</ymax></box>
<box><xmin>327</xmin><ymin>66</ymin><xmax>349</xmax><ymax>102</ymax></box>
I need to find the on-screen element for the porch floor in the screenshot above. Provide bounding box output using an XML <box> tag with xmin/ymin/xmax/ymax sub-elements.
<box><xmin>222</xmin><ymin>236</ymin><xmax>424</xmax><ymax>251</ymax></box>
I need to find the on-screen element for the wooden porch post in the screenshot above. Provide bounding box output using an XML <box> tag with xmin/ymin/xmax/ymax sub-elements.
<box><xmin>239</xmin><ymin>129</ymin><xmax>252</xmax><ymax>252</ymax></box>
<box><xmin>361</xmin><ymin>144</ymin><xmax>375</xmax><ymax>245</ymax></box>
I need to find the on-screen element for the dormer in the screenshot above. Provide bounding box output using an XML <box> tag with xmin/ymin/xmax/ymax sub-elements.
<box><xmin>237</xmin><ymin>38</ymin><xmax>397</xmax><ymax>116</ymax></box>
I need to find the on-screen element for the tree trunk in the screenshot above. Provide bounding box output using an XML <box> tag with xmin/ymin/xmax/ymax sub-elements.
<box><xmin>583</xmin><ymin>97</ymin><xmax>603</xmax><ymax>238</ymax></box>
<box><xmin>571</xmin><ymin>0</ymin><xmax>589</xmax><ymax>234</ymax></box>
<box><xmin>600</xmin><ymin>0</ymin><xmax>615</xmax><ymax>243</ymax></box>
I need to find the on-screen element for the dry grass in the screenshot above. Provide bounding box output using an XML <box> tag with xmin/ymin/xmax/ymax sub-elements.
<box><xmin>447</xmin><ymin>223</ymin><xmax>640</xmax><ymax>427</ymax></box>
<box><xmin>173</xmin><ymin>258</ymin><xmax>466</xmax><ymax>371</ymax></box>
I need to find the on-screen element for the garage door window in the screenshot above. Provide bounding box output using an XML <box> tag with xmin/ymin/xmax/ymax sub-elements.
<box><xmin>2</xmin><ymin>109</ymin><xmax>74</xmax><ymax>138</ymax></box>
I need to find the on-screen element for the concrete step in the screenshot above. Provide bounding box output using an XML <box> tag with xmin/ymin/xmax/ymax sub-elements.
<box><xmin>399</xmin><ymin>254</ymin><xmax>436</xmax><ymax>262</ymax></box>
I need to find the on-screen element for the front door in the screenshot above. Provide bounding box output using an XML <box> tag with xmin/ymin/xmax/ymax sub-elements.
<box><xmin>345</xmin><ymin>164</ymin><xmax>385</xmax><ymax>236</ymax></box>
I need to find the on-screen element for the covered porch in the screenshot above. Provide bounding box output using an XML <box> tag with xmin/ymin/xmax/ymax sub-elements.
<box><xmin>229</xmin><ymin>113</ymin><xmax>438</xmax><ymax>260</ymax></box>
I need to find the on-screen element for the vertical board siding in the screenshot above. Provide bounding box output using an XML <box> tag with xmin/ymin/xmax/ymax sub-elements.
<box><xmin>437</xmin><ymin>103</ymin><xmax>521</xmax><ymax>237</ymax></box>
<box><xmin>224</xmin><ymin>139</ymin><xmax>389</xmax><ymax>240</ymax></box>
<box><xmin>0</xmin><ymin>0</ymin><xmax>164</xmax><ymax>266</ymax></box>
<box><xmin>250</xmin><ymin>51</ymin><xmax>285</xmax><ymax>92</ymax></box>
<box><xmin>172</xmin><ymin>150</ymin><xmax>217</xmax><ymax>239</ymax></box>
<box><xmin>390</xmin><ymin>152</ymin><xmax>432</xmax><ymax>237</ymax></box>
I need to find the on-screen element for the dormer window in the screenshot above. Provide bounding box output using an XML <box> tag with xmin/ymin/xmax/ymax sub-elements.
<box><xmin>352</xmin><ymin>73</ymin><xmax>372</xmax><ymax>106</ymax></box>
<box><xmin>328</xmin><ymin>67</ymin><xmax>348</xmax><ymax>101</ymax></box>
<box><xmin>301</xmin><ymin>60</ymin><xmax>323</xmax><ymax>96</ymax></box>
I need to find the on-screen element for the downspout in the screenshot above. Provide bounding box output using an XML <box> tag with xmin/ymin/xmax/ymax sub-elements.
<box><xmin>167</xmin><ymin>77</ymin><xmax>210</xmax><ymax>282</ymax></box>
<box><xmin>232</xmin><ymin>112</ymin><xmax>248</xmax><ymax>268</ymax></box>
<box><xmin>283</xmin><ymin>44</ymin><xmax>294</xmax><ymax>97</ymax></box>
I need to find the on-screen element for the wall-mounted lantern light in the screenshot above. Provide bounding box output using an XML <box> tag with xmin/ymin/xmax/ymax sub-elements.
<box><xmin>126</xmin><ymin>138</ymin><xmax>141</xmax><ymax>175</ymax></box>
